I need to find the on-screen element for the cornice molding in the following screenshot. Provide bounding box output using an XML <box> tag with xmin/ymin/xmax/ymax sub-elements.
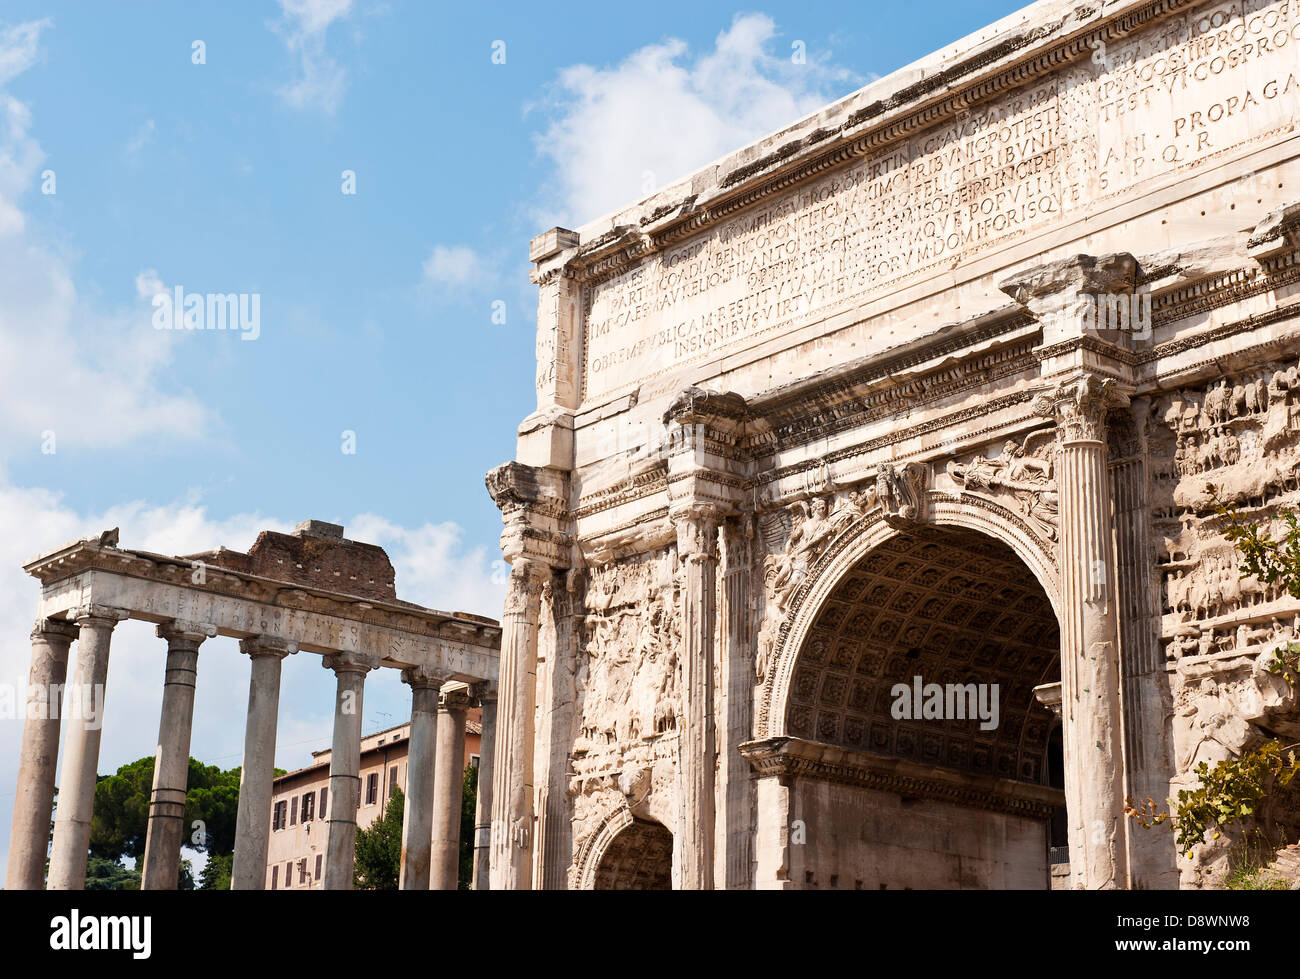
<box><xmin>740</xmin><ymin>736</ymin><xmax>1063</xmax><ymax>820</ymax></box>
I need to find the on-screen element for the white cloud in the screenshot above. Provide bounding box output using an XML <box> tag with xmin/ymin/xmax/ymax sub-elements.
<box><xmin>0</xmin><ymin>18</ymin><xmax>47</xmax><ymax>87</ymax></box>
<box><xmin>420</xmin><ymin>244</ymin><xmax>486</xmax><ymax>289</ymax></box>
<box><xmin>272</xmin><ymin>0</ymin><xmax>354</xmax><ymax>113</ymax></box>
<box><xmin>0</xmin><ymin>27</ymin><xmax>210</xmax><ymax>451</ymax></box>
<box><xmin>134</xmin><ymin>268</ymin><xmax>164</xmax><ymax>301</ymax></box>
<box><xmin>125</xmin><ymin>118</ymin><xmax>155</xmax><ymax>158</ymax></box>
<box><xmin>0</xmin><ymin>478</ymin><xmax>504</xmax><ymax>883</ymax></box>
<box><xmin>348</xmin><ymin>513</ymin><xmax>506</xmax><ymax>616</ymax></box>
<box><xmin>533</xmin><ymin>13</ymin><xmax>862</xmax><ymax>227</ymax></box>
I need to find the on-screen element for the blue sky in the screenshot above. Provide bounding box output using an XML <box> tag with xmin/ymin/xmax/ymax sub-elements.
<box><xmin>0</xmin><ymin>0</ymin><xmax>1022</xmax><ymax>878</ymax></box>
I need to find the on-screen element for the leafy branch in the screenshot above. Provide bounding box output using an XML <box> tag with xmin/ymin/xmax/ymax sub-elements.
<box><xmin>1125</xmin><ymin>742</ymin><xmax>1300</xmax><ymax>855</ymax></box>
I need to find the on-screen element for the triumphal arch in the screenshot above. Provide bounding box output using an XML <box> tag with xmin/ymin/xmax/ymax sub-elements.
<box><xmin>486</xmin><ymin>0</ymin><xmax>1300</xmax><ymax>889</ymax></box>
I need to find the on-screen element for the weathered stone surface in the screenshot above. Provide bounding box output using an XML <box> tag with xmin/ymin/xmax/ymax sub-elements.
<box><xmin>490</xmin><ymin>0</ymin><xmax>1300</xmax><ymax>890</ymax></box>
<box><xmin>9</xmin><ymin>525</ymin><xmax>500</xmax><ymax>891</ymax></box>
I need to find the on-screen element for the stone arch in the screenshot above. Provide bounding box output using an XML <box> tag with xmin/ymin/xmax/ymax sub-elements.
<box><xmin>758</xmin><ymin>491</ymin><xmax>1061</xmax><ymax>740</ymax></box>
<box><xmin>576</xmin><ymin>807</ymin><xmax>673</xmax><ymax>890</ymax></box>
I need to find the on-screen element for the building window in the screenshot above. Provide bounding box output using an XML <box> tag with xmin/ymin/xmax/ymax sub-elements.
<box><xmin>272</xmin><ymin>800</ymin><xmax>287</xmax><ymax>831</ymax></box>
<box><xmin>290</xmin><ymin>795</ymin><xmax>298</xmax><ymax>826</ymax></box>
<box><xmin>388</xmin><ymin>766</ymin><xmax>397</xmax><ymax>798</ymax></box>
<box><xmin>320</xmin><ymin>787</ymin><xmax>328</xmax><ymax>816</ymax></box>
<box><xmin>285</xmin><ymin>862</ymin><xmax>292</xmax><ymax>887</ymax></box>
<box><xmin>366</xmin><ymin>772</ymin><xmax>378</xmax><ymax>805</ymax></box>
<box><xmin>271</xmin><ymin>865</ymin><xmax>278</xmax><ymax>890</ymax></box>
<box><xmin>301</xmin><ymin>792</ymin><xmax>314</xmax><ymax>822</ymax></box>
<box><xmin>470</xmin><ymin>754</ymin><xmax>480</xmax><ymax>769</ymax></box>
<box><xmin>315</xmin><ymin>854</ymin><xmax>323</xmax><ymax>881</ymax></box>
<box><xmin>298</xmin><ymin>858</ymin><xmax>307</xmax><ymax>884</ymax></box>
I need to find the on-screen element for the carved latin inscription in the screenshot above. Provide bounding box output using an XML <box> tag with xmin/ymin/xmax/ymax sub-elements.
<box><xmin>580</xmin><ymin>0</ymin><xmax>1300</xmax><ymax>402</ymax></box>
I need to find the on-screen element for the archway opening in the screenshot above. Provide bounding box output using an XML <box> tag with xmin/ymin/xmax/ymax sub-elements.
<box><xmin>783</xmin><ymin>524</ymin><xmax>1064</xmax><ymax>889</ymax></box>
<box><xmin>593</xmin><ymin>819</ymin><xmax>673</xmax><ymax>890</ymax></box>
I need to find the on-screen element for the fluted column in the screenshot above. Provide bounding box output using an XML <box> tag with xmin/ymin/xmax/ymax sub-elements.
<box><xmin>398</xmin><ymin>667</ymin><xmax>444</xmax><ymax>890</ymax></box>
<box><xmin>322</xmin><ymin>650</ymin><xmax>378</xmax><ymax>890</ymax></box>
<box><xmin>1037</xmin><ymin>373</ymin><xmax>1130</xmax><ymax>890</ymax></box>
<box><xmin>432</xmin><ymin>686</ymin><xmax>472</xmax><ymax>889</ymax></box>
<box><xmin>141</xmin><ymin>620</ymin><xmax>215</xmax><ymax>889</ymax></box>
<box><xmin>718</xmin><ymin>518</ymin><xmax>755</xmax><ymax>888</ymax></box>
<box><xmin>489</xmin><ymin>559</ymin><xmax>545</xmax><ymax>890</ymax></box>
<box><xmin>231</xmin><ymin>635</ymin><xmax>297</xmax><ymax>890</ymax></box>
<box><xmin>48</xmin><ymin>606</ymin><xmax>126</xmax><ymax>890</ymax></box>
<box><xmin>6</xmin><ymin>618</ymin><xmax>78</xmax><ymax>890</ymax></box>
<box><xmin>471</xmin><ymin>681</ymin><xmax>497</xmax><ymax>889</ymax></box>
<box><xmin>672</xmin><ymin>505</ymin><xmax>720</xmax><ymax>890</ymax></box>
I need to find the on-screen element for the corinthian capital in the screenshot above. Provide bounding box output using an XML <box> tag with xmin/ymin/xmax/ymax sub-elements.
<box><xmin>1033</xmin><ymin>373</ymin><xmax>1130</xmax><ymax>444</ymax></box>
<box><xmin>502</xmin><ymin>559</ymin><xmax>546</xmax><ymax>617</ymax></box>
<box><xmin>670</xmin><ymin>504</ymin><xmax>720</xmax><ymax>563</ymax></box>
<box><xmin>321</xmin><ymin>649</ymin><xmax>381</xmax><ymax>675</ymax></box>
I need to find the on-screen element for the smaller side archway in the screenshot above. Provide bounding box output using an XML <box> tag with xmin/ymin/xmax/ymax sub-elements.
<box><xmin>579</xmin><ymin>809</ymin><xmax>674</xmax><ymax>890</ymax></box>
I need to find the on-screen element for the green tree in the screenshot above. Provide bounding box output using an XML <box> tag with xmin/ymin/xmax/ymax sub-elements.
<box><xmin>354</xmin><ymin>786</ymin><xmax>404</xmax><ymax>890</ymax></box>
<box><xmin>459</xmin><ymin>763</ymin><xmax>478</xmax><ymax>890</ymax></box>
<box><xmin>84</xmin><ymin>855</ymin><xmax>140</xmax><ymax>890</ymax></box>
<box><xmin>1127</xmin><ymin>493</ymin><xmax>1300</xmax><ymax>854</ymax></box>
<box><xmin>85</xmin><ymin>755</ymin><xmax>275</xmax><ymax>890</ymax></box>
<box><xmin>199</xmin><ymin>852</ymin><xmax>233</xmax><ymax>891</ymax></box>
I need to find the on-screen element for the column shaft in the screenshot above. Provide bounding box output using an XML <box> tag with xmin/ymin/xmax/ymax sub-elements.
<box><xmin>48</xmin><ymin>611</ymin><xmax>121</xmax><ymax>890</ymax></box>
<box><xmin>1057</xmin><ymin>436</ymin><xmax>1129</xmax><ymax>889</ymax></box>
<box><xmin>489</xmin><ymin>561</ymin><xmax>544</xmax><ymax>890</ymax></box>
<box><xmin>431</xmin><ymin>689</ymin><xmax>470</xmax><ymax>889</ymax></box>
<box><xmin>231</xmin><ymin>639</ymin><xmax>294</xmax><ymax>889</ymax></box>
<box><xmin>141</xmin><ymin>625</ymin><xmax>209</xmax><ymax>889</ymax></box>
<box><xmin>718</xmin><ymin>521</ymin><xmax>754</xmax><ymax>888</ymax></box>
<box><xmin>471</xmin><ymin>690</ymin><xmax>497</xmax><ymax>889</ymax></box>
<box><xmin>676</xmin><ymin>512</ymin><xmax>718</xmax><ymax>890</ymax></box>
<box><xmin>398</xmin><ymin>673</ymin><xmax>440</xmax><ymax>890</ymax></box>
<box><xmin>323</xmin><ymin>653</ymin><xmax>374</xmax><ymax>890</ymax></box>
<box><xmin>5</xmin><ymin>619</ymin><xmax>77</xmax><ymax>890</ymax></box>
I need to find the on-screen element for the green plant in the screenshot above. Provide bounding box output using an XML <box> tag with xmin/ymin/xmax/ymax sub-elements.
<box><xmin>353</xmin><ymin>786</ymin><xmax>404</xmax><ymax>890</ymax></box>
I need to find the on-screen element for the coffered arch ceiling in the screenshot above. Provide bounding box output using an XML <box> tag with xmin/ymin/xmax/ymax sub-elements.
<box><xmin>786</xmin><ymin>526</ymin><xmax>1060</xmax><ymax>785</ymax></box>
<box><xmin>593</xmin><ymin>819</ymin><xmax>673</xmax><ymax>891</ymax></box>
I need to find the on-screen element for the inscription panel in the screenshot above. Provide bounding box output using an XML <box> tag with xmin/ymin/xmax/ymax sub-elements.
<box><xmin>580</xmin><ymin>0</ymin><xmax>1300</xmax><ymax>403</ymax></box>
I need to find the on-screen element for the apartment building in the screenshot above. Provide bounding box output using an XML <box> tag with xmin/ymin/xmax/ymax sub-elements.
<box><xmin>265</xmin><ymin>709</ymin><xmax>481</xmax><ymax>889</ymax></box>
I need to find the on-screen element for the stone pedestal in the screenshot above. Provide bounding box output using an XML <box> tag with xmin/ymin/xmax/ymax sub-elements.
<box><xmin>141</xmin><ymin>621</ymin><xmax>214</xmax><ymax>889</ymax></box>
<box><xmin>5</xmin><ymin>618</ymin><xmax>78</xmax><ymax>890</ymax></box>
<box><xmin>432</xmin><ymin>687</ymin><xmax>472</xmax><ymax>889</ymax></box>
<box><xmin>231</xmin><ymin>636</ymin><xmax>296</xmax><ymax>890</ymax></box>
<box><xmin>48</xmin><ymin>607</ymin><xmax>125</xmax><ymax>890</ymax></box>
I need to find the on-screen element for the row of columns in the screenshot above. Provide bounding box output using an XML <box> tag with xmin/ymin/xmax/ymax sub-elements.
<box><xmin>6</xmin><ymin>612</ymin><xmax>494</xmax><ymax>891</ymax></box>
